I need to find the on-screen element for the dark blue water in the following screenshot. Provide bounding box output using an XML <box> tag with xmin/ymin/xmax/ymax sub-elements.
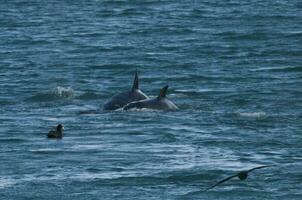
<box><xmin>0</xmin><ymin>0</ymin><xmax>301</xmax><ymax>199</ymax></box>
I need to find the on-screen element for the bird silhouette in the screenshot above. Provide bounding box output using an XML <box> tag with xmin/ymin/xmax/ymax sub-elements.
<box><xmin>47</xmin><ymin>124</ymin><xmax>64</xmax><ymax>139</ymax></box>
<box><xmin>206</xmin><ymin>165</ymin><xmax>272</xmax><ymax>191</ymax></box>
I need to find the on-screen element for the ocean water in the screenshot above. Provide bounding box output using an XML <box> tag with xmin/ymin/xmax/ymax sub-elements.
<box><xmin>0</xmin><ymin>0</ymin><xmax>301</xmax><ymax>199</ymax></box>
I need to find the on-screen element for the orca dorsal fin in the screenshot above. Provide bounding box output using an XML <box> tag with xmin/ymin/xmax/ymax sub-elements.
<box><xmin>157</xmin><ymin>85</ymin><xmax>168</xmax><ymax>100</ymax></box>
<box><xmin>131</xmin><ymin>70</ymin><xmax>139</xmax><ymax>91</ymax></box>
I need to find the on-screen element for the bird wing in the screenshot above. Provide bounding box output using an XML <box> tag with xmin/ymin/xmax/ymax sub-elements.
<box><xmin>247</xmin><ymin>165</ymin><xmax>271</xmax><ymax>173</ymax></box>
<box><xmin>205</xmin><ymin>174</ymin><xmax>237</xmax><ymax>191</ymax></box>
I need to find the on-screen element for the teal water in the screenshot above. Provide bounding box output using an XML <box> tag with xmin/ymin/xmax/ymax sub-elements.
<box><xmin>0</xmin><ymin>0</ymin><xmax>301</xmax><ymax>199</ymax></box>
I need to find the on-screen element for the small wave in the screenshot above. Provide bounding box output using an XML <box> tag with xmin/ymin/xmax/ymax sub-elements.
<box><xmin>250</xmin><ymin>66</ymin><xmax>302</xmax><ymax>73</ymax></box>
<box><xmin>27</xmin><ymin>86</ymin><xmax>75</xmax><ymax>102</ymax></box>
<box><xmin>0</xmin><ymin>99</ymin><xmax>16</xmax><ymax>106</ymax></box>
<box><xmin>76</xmin><ymin>92</ymin><xmax>102</xmax><ymax>100</ymax></box>
<box><xmin>0</xmin><ymin>138</ymin><xmax>27</xmax><ymax>143</ymax></box>
<box><xmin>176</xmin><ymin>89</ymin><xmax>234</xmax><ymax>94</ymax></box>
<box><xmin>238</xmin><ymin>112</ymin><xmax>266</xmax><ymax>118</ymax></box>
<box><xmin>30</xmin><ymin>148</ymin><xmax>63</xmax><ymax>154</ymax></box>
<box><xmin>122</xmin><ymin>107</ymin><xmax>162</xmax><ymax>112</ymax></box>
<box><xmin>71</xmin><ymin>144</ymin><xmax>104</xmax><ymax>150</ymax></box>
<box><xmin>88</xmin><ymin>63</ymin><xmax>136</xmax><ymax>70</ymax></box>
<box><xmin>282</xmin><ymin>31</ymin><xmax>302</xmax><ymax>38</ymax></box>
<box><xmin>115</xmin><ymin>8</ymin><xmax>145</xmax><ymax>16</ymax></box>
<box><xmin>0</xmin><ymin>177</ymin><xmax>18</xmax><ymax>189</ymax></box>
<box><xmin>215</xmin><ymin>31</ymin><xmax>269</xmax><ymax>40</ymax></box>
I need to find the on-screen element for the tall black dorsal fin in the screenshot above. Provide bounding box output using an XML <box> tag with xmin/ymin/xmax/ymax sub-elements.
<box><xmin>157</xmin><ymin>85</ymin><xmax>168</xmax><ymax>100</ymax></box>
<box><xmin>131</xmin><ymin>70</ymin><xmax>139</xmax><ymax>91</ymax></box>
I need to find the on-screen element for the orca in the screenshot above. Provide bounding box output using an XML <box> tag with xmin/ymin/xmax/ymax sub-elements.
<box><xmin>103</xmin><ymin>71</ymin><xmax>148</xmax><ymax>110</ymax></box>
<box><xmin>123</xmin><ymin>85</ymin><xmax>178</xmax><ymax>111</ymax></box>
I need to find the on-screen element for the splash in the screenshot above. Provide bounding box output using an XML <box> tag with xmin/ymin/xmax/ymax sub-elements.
<box><xmin>27</xmin><ymin>86</ymin><xmax>75</xmax><ymax>102</ymax></box>
<box><xmin>52</xmin><ymin>86</ymin><xmax>74</xmax><ymax>98</ymax></box>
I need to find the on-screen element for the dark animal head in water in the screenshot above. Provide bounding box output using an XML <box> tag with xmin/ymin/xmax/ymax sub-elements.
<box><xmin>56</xmin><ymin>124</ymin><xmax>64</xmax><ymax>132</ymax></box>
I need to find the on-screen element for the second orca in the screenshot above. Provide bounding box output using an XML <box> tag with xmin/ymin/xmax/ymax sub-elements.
<box><xmin>123</xmin><ymin>85</ymin><xmax>178</xmax><ymax>111</ymax></box>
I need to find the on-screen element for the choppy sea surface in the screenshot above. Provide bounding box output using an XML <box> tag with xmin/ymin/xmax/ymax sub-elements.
<box><xmin>0</xmin><ymin>0</ymin><xmax>301</xmax><ymax>199</ymax></box>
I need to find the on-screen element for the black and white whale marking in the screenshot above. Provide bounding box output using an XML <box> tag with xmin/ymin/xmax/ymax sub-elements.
<box><xmin>123</xmin><ymin>85</ymin><xmax>178</xmax><ymax>111</ymax></box>
<box><xmin>103</xmin><ymin>71</ymin><xmax>149</xmax><ymax>111</ymax></box>
<box><xmin>205</xmin><ymin>165</ymin><xmax>272</xmax><ymax>191</ymax></box>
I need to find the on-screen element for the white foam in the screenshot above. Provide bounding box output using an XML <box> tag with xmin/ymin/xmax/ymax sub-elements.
<box><xmin>238</xmin><ymin>112</ymin><xmax>266</xmax><ymax>118</ymax></box>
<box><xmin>52</xmin><ymin>86</ymin><xmax>74</xmax><ymax>98</ymax></box>
<box><xmin>0</xmin><ymin>177</ymin><xmax>18</xmax><ymax>189</ymax></box>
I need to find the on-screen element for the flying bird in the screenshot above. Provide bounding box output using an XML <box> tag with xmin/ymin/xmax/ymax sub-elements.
<box><xmin>206</xmin><ymin>165</ymin><xmax>272</xmax><ymax>191</ymax></box>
